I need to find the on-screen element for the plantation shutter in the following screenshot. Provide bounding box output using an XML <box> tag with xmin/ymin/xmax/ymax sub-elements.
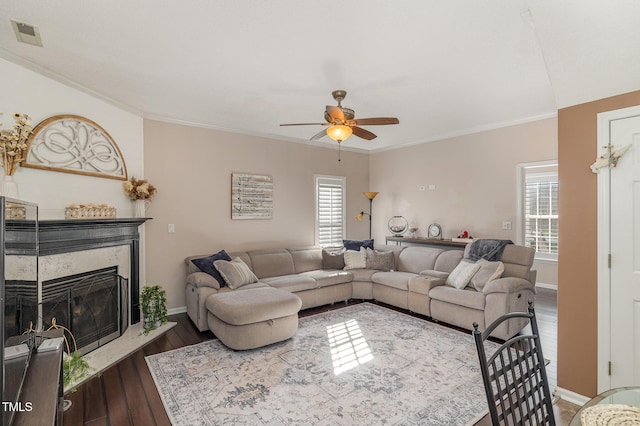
<box><xmin>316</xmin><ymin>176</ymin><xmax>345</xmax><ymax>247</ymax></box>
<box><xmin>524</xmin><ymin>170</ymin><xmax>559</xmax><ymax>259</ymax></box>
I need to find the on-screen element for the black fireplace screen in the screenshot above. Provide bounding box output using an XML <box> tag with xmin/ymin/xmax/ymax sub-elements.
<box><xmin>6</xmin><ymin>267</ymin><xmax>129</xmax><ymax>355</ymax></box>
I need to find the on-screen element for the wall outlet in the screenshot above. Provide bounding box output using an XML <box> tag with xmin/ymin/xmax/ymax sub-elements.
<box><xmin>428</xmin><ymin>184</ymin><xmax>436</xmax><ymax>190</ymax></box>
<box><xmin>168</xmin><ymin>224</ymin><xmax>176</xmax><ymax>233</ymax></box>
<box><xmin>502</xmin><ymin>221</ymin><xmax>512</xmax><ymax>230</ymax></box>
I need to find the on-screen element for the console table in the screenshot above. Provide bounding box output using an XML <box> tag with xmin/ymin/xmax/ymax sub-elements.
<box><xmin>385</xmin><ymin>236</ymin><xmax>469</xmax><ymax>249</ymax></box>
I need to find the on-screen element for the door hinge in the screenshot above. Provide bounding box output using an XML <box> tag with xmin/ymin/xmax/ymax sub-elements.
<box><xmin>608</xmin><ymin>254</ymin><xmax>612</xmax><ymax>268</ymax></box>
<box><xmin>608</xmin><ymin>361</ymin><xmax>612</xmax><ymax>376</ymax></box>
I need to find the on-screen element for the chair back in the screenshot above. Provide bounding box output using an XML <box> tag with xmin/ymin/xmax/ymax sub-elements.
<box><xmin>472</xmin><ymin>302</ymin><xmax>555</xmax><ymax>425</ymax></box>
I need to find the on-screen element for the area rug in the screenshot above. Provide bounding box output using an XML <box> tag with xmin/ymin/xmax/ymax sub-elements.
<box><xmin>145</xmin><ymin>303</ymin><xmax>494</xmax><ymax>425</ymax></box>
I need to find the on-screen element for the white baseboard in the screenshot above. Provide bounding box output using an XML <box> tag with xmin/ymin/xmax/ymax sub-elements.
<box><xmin>535</xmin><ymin>282</ymin><xmax>557</xmax><ymax>291</ymax></box>
<box><xmin>554</xmin><ymin>386</ymin><xmax>590</xmax><ymax>406</ymax></box>
<box><xmin>168</xmin><ymin>306</ymin><xmax>187</xmax><ymax>315</ymax></box>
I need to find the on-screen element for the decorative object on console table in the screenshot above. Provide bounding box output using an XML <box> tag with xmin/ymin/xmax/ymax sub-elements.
<box><xmin>23</xmin><ymin>114</ymin><xmax>128</xmax><ymax>180</ymax></box>
<box><xmin>65</xmin><ymin>203</ymin><xmax>116</xmax><ymax>219</ymax></box>
<box><xmin>452</xmin><ymin>230</ymin><xmax>474</xmax><ymax>243</ymax></box>
<box><xmin>428</xmin><ymin>222</ymin><xmax>442</xmax><ymax>239</ymax></box>
<box><xmin>123</xmin><ymin>176</ymin><xmax>157</xmax><ymax>217</ymax></box>
<box><xmin>0</xmin><ymin>113</ymin><xmax>32</xmax><ymax>198</ymax></box>
<box><xmin>141</xmin><ymin>285</ymin><xmax>167</xmax><ymax>334</ymax></box>
<box><xmin>388</xmin><ymin>215</ymin><xmax>408</xmax><ymax>236</ymax></box>
<box><xmin>356</xmin><ymin>191</ymin><xmax>379</xmax><ymax>239</ymax></box>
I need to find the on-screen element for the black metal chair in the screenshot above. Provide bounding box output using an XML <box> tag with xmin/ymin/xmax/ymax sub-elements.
<box><xmin>472</xmin><ymin>302</ymin><xmax>556</xmax><ymax>425</ymax></box>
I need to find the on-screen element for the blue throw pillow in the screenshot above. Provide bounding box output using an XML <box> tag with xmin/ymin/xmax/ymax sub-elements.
<box><xmin>191</xmin><ymin>250</ymin><xmax>232</xmax><ymax>287</ymax></box>
<box><xmin>343</xmin><ymin>239</ymin><xmax>374</xmax><ymax>251</ymax></box>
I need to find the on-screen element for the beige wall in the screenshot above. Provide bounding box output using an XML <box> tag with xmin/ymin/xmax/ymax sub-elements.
<box><xmin>143</xmin><ymin>120</ymin><xmax>370</xmax><ymax>311</ymax></box>
<box><xmin>369</xmin><ymin>118</ymin><xmax>558</xmax><ymax>285</ymax></box>
<box><xmin>557</xmin><ymin>90</ymin><xmax>640</xmax><ymax>397</ymax></box>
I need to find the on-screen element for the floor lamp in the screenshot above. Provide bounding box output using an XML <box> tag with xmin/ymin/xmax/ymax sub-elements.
<box><xmin>356</xmin><ymin>191</ymin><xmax>379</xmax><ymax>239</ymax></box>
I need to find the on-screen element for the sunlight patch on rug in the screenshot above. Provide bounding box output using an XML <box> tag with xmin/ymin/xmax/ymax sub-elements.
<box><xmin>327</xmin><ymin>319</ymin><xmax>374</xmax><ymax>375</ymax></box>
<box><xmin>145</xmin><ymin>303</ymin><xmax>495</xmax><ymax>425</ymax></box>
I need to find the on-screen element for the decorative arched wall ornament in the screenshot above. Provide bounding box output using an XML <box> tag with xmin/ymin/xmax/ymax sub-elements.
<box><xmin>23</xmin><ymin>114</ymin><xmax>128</xmax><ymax>180</ymax></box>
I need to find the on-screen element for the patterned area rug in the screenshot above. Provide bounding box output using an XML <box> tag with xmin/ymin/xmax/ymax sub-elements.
<box><xmin>145</xmin><ymin>303</ymin><xmax>494</xmax><ymax>425</ymax></box>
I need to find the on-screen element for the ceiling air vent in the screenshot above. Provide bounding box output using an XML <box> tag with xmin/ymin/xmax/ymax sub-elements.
<box><xmin>11</xmin><ymin>20</ymin><xmax>43</xmax><ymax>47</ymax></box>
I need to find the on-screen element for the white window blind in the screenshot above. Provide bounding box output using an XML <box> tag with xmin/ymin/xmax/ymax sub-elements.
<box><xmin>315</xmin><ymin>176</ymin><xmax>345</xmax><ymax>247</ymax></box>
<box><xmin>524</xmin><ymin>167</ymin><xmax>558</xmax><ymax>259</ymax></box>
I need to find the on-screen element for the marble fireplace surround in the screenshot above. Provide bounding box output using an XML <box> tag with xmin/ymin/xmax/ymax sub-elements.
<box><xmin>37</xmin><ymin>218</ymin><xmax>148</xmax><ymax>325</ymax></box>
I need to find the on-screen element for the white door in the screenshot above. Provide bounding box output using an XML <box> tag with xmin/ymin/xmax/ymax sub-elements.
<box><xmin>609</xmin><ymin>112</ymin><xmax>640</xmax><ymax>388</ymax></box>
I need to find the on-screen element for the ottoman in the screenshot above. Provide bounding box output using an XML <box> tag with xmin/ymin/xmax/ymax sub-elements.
<box><xmin>205</xmin><ymin>287</ymin><xmax>302</xmax><ymax>350</ymax></box>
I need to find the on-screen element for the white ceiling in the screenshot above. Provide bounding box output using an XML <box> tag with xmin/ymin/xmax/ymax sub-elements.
<box><xmin>0</xmin><ymin>1</ymin><xmax>638</xmax><ymax>152</ymax></box>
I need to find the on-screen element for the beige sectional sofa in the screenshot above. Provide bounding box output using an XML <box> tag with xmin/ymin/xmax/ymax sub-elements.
<box><xmin>185</xmin><ymin>243</ymin><xmax>536</xmax><ymax>340</ymax></box>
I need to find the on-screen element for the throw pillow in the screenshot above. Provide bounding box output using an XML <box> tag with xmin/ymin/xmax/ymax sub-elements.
<box><xmin>470</xmin><ymin>259</ymin><xmax>505</xmax><ymax>292</ymax></box>
<box><xmin>213</xmin><ymin>257</ymin><xmax>258</xmax><ymax>289</ymax></box>
<box><xmin>365</xmin><ymin>248</ymin><xmax>395</xmax><ymax>271</ymax></box>
<box><xmin>343</xmin><ymin>248</ymin><xmax>367</xmax><ymax>270</ymax></box>
<box><xmin>343</xmin><ymin>239</ymin><xmax>374</xmax><ymax>251</ymax></box>
<box><xmin>191</xmin><ymin>250</ymin><xmax>232</xmax><ymax>287</ymax></box>
<box><xmin>446</xmin><ymin>259</ymin><xmax>482</xmax><ymax>290</ymax></box>
<box><xmin>322</xmin><ymin>247</ymin><xmax>346</xmax><ymax>270</ymax></box>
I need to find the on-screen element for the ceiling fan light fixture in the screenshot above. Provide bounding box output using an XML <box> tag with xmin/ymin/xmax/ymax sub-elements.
<box><xmin>326</xmin><ymin>125</ymin><xmax>352</xmax><ymax>142</ymax></box>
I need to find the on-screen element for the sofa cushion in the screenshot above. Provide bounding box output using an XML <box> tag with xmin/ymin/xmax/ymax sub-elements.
<box><xmin>205</xmin><ymin>287</ymin><xmax>302</xmax><ymax>325</ymax></box>
<box><xmin>289</xmin><ymin>247</ymin><xmax>323</xmax><ymax>273</ymax></box>
<box><xmin>471</xmin><ymin>259</ymin><xmax>504</xmax><ymax>292</ymax></box>
<box><xmin>214</xmin><ymin>257</ymin><xmax>259</xmax><ymax>289</ymax></box>
<box><xmin>261</xmin><ymin>274</ymin><xmax>317</xmax><ymax>292</ymax></box>
<box><xmin>397</xmin><ymin>246</ymin><xmax>442</xmax><ymax>274</ymax></box>
<box><xmin>191</xmin><ymin>250</ymin><xmax>232</xmax><ymax>287</ymax></box>
<box><xmin>429</xmin><ymin>286</ymin><xmax>486</xmax><ymax>310</ymax></box>
<box><xmin>433</xmin><ymin>250</ymin><xmax>464</xmax><ymax>273</ymax></box>
<box><xmin>372</xmin><ymin>271</ymin><xmax>418</xmax><ymax>291</ymax></box>
<box><xmin>365</xmin><ymin>248</ymin><xmax>395</xmax><ymax>271</ymax></box>
<box><xmin>300</xmin><ymin>270</ymin><xmax>353</xmax><ymax>288</ymax></box>
<box><xmin>349</xmin><ymin>268</ymin><xmax>379</xmax><ymax>282</ymax></box>
<box><xmin>344</xmin><ymin>248</ymin><xmax>367</xmax><ymax>270</ymax></box>
<box><xmin>248</xmin><ymin>249</ymin><xmax>295</xmax><ymax>278</ymax></box>
<box><xmin>446</xmin><ymin>260</ymin><xmax>481</xmax><ymax>289</ymax></box>
<box><xmin>322</xmin><ymin>247</ymin><xmax>346</xmax><ymax>270</ymax></box>
<box><xmin>343</xmin><ymin>239</ymin><xmax>374</xmax><ymax>251</ymax></box>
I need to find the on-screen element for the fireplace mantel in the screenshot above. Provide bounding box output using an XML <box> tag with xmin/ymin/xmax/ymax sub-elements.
<box><xmin>7</xmin><ymin>218</ymin><xmax>150</xmax><ymax>324</ymax></box>
<box><xmin>38</xmin><ymin>218</ymin><xmax>149</xmax><ymax>256</ymax></box>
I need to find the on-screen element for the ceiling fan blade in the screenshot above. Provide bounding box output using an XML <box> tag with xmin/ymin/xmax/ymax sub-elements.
<box><xmin>326</xmin><ymin>106</ymin><xmax>345</xmax><ymax>123</ymax></box>
<box><xmin>280</xmin><ymin>122</ymin><xmax>326</xmax><ymax>126</ymax></box>
<box><xmin>353</xmin><ymin>117</ymin><xmax>399</xmax><ymax>126</ymax></box>
<box><xmin>351</xmin><ymin>126</ymin><xmax>377</xmax><ymax>140</ymax></box>
<box><xmin>310</xmin><ymin>129</ymin><xmax>327</xmax><ymax>140</ymax></box>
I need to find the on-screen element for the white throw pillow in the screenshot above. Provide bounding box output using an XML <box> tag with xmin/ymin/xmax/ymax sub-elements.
<box><xmin>471</xmin><ymin>259</ymin><xmax>505</xmax><ymax>292</ymax></box>
<box><xmin>343</xmin><ymin>247</ymin><xmax>367</xmax><ymax>270</ymax></box>
<box><xmin>446</xmin><ymin>260</ymin><xmax>482</xmax><ymax>289</ymax></box>
<box><xmin>213</xmin><ymin>257</ymin><xmax>258</xmax><ymax>289</ymax></box>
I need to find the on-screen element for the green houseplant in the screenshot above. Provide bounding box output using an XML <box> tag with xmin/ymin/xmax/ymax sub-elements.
<box><xmin>141</xmin><ymin>285</ymin><xmax>168</xmax><ymax>334</ymax></box>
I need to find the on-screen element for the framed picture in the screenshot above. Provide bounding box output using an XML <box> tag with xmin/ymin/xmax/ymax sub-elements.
<box><xmin>231</xmin><ymin>173</ymin><xmax>273</xmax><ymax>219</ymax></box>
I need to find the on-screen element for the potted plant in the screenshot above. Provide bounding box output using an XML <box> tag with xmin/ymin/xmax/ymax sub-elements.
<box><xmin>141</xmin><ymin>285</ymin><xmax>167</xmax><ymax>334</ymax></box>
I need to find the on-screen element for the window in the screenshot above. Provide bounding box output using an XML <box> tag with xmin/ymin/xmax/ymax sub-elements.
<box><xmin>518</xmin><ymin>162</ymin><xmax>558</xmax><ymax>260</ymax></box>
<box><xmin>315</xmin><ymin>175</ymin><xmax>345</xmax><ymax>247</ymax></box>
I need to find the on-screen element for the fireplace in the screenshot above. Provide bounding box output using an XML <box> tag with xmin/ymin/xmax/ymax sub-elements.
<box><xmin>41</xmin><ymin>267</ymin><xmax>128</xmax><ymax>354</ymax></box>
<box><xmin>6</xmin><ymin>218</ymin><xmax>148</xmax><ymax>354</ymax></box>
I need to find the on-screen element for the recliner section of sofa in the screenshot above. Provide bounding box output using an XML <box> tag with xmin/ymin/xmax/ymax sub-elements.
<box><xmin>185</xmin><ymin>244</ymin><xmax>536</xmax><ymax>339</ymax></box>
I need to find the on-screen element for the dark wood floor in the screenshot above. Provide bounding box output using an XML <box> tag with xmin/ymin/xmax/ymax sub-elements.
<box><xmin>63</xmin><ymin>289</ymin><xmax>576</xmax><ymax>425</ymax></box>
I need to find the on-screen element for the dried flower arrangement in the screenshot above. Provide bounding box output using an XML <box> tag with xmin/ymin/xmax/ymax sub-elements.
<box><xmin>0</xmin><ymin>113</ymin><xmax>32</xmax><ymax>176</ymax></box>
<box><xmin>123</xmin><ymin>177</ymin><xmax>157</xmax><ymax>201</ymax></box>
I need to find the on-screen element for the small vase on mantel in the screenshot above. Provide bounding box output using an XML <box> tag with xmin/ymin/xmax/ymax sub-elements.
<box><xmin>134</xmin><ymin>199</ymin><xmax>148</xmax><ymax>218</ymax></box>
<box><xmin>0</xmin><ymin>174</ymin><xmax>19</xmax><ymax>199</ymax></box>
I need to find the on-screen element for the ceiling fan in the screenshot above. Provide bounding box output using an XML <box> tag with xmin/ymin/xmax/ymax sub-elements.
<box><xmin>280</xmin><ymin>90</ymin><xmax>399</xmax><ymax>148</ymax></box>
